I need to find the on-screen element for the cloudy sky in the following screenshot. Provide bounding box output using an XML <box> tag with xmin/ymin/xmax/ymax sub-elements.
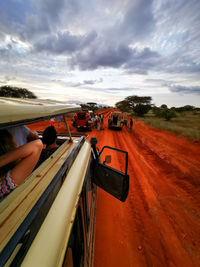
<box><xmin>0</xmin><ymin>0</ymin><xmax>200</xmax><ymax>107</ymax></box>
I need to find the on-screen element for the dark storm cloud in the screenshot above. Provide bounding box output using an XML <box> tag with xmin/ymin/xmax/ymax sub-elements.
<box><xmin>118</xmin><ymin>0</ymin><xmax>155</xmax><ymax>41</ymax></box>
<box><xmin>19</xmin><ymin>0</ymin><xmax>67</xmax><ymax>41</ymax></box>
<box><xmin>67</xmin><ymin>0</ymin><xmax>157</xmax><ymax>72</ymax></box>
<box><xmin>0</xmin><ymin>0</ymin><xmax>200</xmax><ymax>78</ymax></box>
<box><xmin>23</xmin><ymin>0</ymin><xmax>80</xmax><ymax>40</ymax></box>
<box><xmin>124</xmin><ymin>48</ymin><xmax>161</xmax><ymax>74</ymax></box>
<box><xmin>69</xmin><ymin>44</ymin><xmax>160</xmax><ymax>73</ymax></box>
<box><xmin>69</xmin><ymin>44</ymin><xmax>133</xmax><ymax>70</ymax></box>
<box><xmin>169</xmin><ymin>85</ymin><xmax>200</xmax><ymax>95</ymax></box>
<box><xmin>34</xmin><ymin>31</ymin><xmax>97</xmax><ymax>54</ymax></box>
<box><xmin>0</xmin><ymin>0</ymin><xmax>81</xmax><ymax>41</ymax></box>
<box><xmin>31</xmin><ymin>0</ymin><xmax>66</xmax><ymax>22</ymax></box>
<box><xmin>15</xmin><ymin>0</ymin><xmax>157</xmax><ymax>74</ymax></box>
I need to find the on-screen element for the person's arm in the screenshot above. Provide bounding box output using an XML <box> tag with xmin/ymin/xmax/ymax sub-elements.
<box><xmin>0</xmin><ymin>140</ymin><xmax>43</xmax><ymax>185</ymax></box>
<box><xmin>27</xmin><ymin>130</ymin><xmax>39</xmax><ymax>142</ymax></box>
<box><xmin>0</xmin><ymin>140</ymin><xmax>41</xmax><ymax>168</ymax></box>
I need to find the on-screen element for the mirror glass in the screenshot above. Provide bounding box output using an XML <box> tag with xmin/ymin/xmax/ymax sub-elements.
<box><xmin>103</xmin><ymin>155</ymin><xmax>111</xmax><ymax>164</ymax></box>
<box><xmin>100</xmin><ymin>147</ymin><xmax>126</xmax><ymax>174</ymax></box>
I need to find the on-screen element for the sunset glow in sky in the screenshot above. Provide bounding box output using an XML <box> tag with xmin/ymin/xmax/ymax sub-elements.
<box><xmin>0</xmin><ymin>0</ymin><xmax>200</xmax><ymax>107</ymax></box>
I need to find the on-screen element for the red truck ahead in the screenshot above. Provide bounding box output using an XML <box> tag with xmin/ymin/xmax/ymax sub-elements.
<box><xmin>72</xmin><ymin>110</ymin><xmax>96</xmax><ymax>131</ymax></box>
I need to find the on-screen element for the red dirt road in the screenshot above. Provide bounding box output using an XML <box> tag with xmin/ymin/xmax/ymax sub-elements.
<box><xmin>29</xmin><ymin>111</ymin><xmax>200</xmax><ymax>267</ymax></box>
<box><xmin>92</xmin><ymin>111</ymin><xmax>200</xmax><ymax>267</ymax></box>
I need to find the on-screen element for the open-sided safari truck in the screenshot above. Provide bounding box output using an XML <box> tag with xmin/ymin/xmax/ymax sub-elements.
<box><xmin>0</xmin><ymin>97</ymin><xmax>129</xmax><ymax>267</ymax></box>
<box><xmin>108</xmin><ymin>111</ymin><xmax>124</xmax><ymax>130</ymax></box>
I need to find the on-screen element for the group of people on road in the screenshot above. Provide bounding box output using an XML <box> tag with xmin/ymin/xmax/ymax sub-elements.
<box><xmin>95</xmin><ymin>113</ymin><xmax>104</xmax><ymax>131</ymax></box>
<box><xmin>95</xmin><ymin>112</ymin><xmax>133</xmax><ymax>132</ymax></box>
<box><xmin>0</xmin><ymin>123</ymin><xmax>59</xmax><ymax>199</ymax></box>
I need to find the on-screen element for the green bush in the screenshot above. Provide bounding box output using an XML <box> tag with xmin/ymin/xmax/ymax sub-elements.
<box><xmin>161</xmin><ymin>109</ymin><xmax>176</xmax><ymax>121</ymax></box>
<box><xmin>134</xmin><ymin>104</ymin><xmax>152</xmax><ymax>117</ymax></box>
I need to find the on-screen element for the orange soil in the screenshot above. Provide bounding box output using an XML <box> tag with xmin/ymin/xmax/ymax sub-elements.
<box><xmin>29</xmin><ymin>111</ymin><xmax>200</xmax><ymax>267</ymax></box>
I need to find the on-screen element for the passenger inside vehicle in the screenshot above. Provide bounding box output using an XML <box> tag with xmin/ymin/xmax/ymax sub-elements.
<box><xmin>0</xmin><ymin>129</ymin><xmax>43</xmax><ymax>199</ymax></box>
<box><xmin>36</xmin><ymin>126</ymin><xmax>59</xmax><ymax>167</ymax></box>
<box><xmin>9</xmin><ymin>125</ymin><xmax>39</xmax><ymax>147</ymax></box>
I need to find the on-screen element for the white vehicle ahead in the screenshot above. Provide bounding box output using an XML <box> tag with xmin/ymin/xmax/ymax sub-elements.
<box><xmin>108</xmin><ymin>111</ymin><xmax>125</xmax><ymax>130</ymax></box>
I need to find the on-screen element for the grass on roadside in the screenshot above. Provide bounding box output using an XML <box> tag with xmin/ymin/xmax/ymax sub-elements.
<box><xmin>136</xmin><ymin>111</ymin><xmax>200</xmax><ymax>141</ymax></box>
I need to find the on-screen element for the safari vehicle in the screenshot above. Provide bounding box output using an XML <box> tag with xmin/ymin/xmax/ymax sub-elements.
<box><xmin>0</xmin><ymin>97</ymin><xmax>129</xmax><ymax>267</ymax></box>
<box><xmin>108</xmin><ymin>111</ymin><xmax>124</xmax><ymax>130</ymax></box>
<box><xmin>72</xmin><ymin>110</ymin><xmax>96</xmax><ymax>131</ymax></box>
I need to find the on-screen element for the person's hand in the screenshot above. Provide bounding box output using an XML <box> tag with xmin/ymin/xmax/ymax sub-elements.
<box><xmin>27</xmin><ymin>131</ymin><xmax>39</xmax><ymax>141</ymax></box>
<box><xmin>32</xmin><ymin>131</ymin><xmax>38</xmax><ymax>136</ymax></box>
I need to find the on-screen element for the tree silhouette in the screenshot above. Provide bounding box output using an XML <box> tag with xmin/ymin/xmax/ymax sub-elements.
<box><xmin>0</xmin><ymin>85</ymin><xmax>37</xmax><ymax>99</ymax></box>
<box><xmin>115</xmin><ymin>100</ymin><xmax>130</xmax><ymax>112</ymax></box>
<box><xmin>86</xmin><ymin>102</ymin><xmax>98</xmax><ymax>112</ymax></box>
<box><xmin>116</xmin><ymin>95</ymin><xmax>152</xmax><ymax>116</ymax></box>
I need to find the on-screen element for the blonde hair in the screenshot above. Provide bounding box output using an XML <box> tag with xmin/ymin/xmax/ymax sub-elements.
<box><xmin>0</xmin><ymin>129</ymin><xmax>17</xmax><ymax>178</ymax></box>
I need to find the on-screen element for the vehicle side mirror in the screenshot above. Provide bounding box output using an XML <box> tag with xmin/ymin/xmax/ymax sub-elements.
<box><xmin>103</xmin><ymin>155</ymin><xmax>111</xmax><ymax>165</ymax></box>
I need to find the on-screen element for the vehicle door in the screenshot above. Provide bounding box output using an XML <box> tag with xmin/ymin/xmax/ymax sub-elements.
<box><xmin>91</xmin><ymin>140</ymin><xmax>129</xmax><ymax>202</ymax></box>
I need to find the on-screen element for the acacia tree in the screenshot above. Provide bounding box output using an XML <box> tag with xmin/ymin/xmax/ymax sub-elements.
<box><xmin>0</xmin><ymin>85</ymin><xmax>37</xmax><ymax>99</ymax></box>
<box><xmin>115</xmin><ymin>100</ymin><xmax>130</xmax><ymax>112</ymax></box>
<box><xmin>160</xmin><ymin>104</ymin><xmax>168</xmax><ymax>109</ymax></box>
<box><xmin>86</xmin><ymin>102</ymin><xmax>98</xmax><ymax>112</ymax></box>
<box><xmin>116</xmin><ymin>95</ymin><xmax>152</xmax><ymax>116</ymax></box>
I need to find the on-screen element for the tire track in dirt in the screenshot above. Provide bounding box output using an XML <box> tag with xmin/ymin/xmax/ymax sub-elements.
<box><xmin>95</xmin><ymin>123</ymin><xmax>169</xmax><ymax>266</ymax></box>
<box><xmin>133</xmin><ymin>122</ymin><xmax>200</xmax><ymax>212</ymax></box>
<box><xmin>113</xmin><ymin>128</ymin><xmax>188</xmax><ymax>267</ymax></box>
<box><xmin>117</xmin><ymin>126</ymin><xmax>200</xmax><ymax>266</ymax></box>
<box><xmin>94</xmin><ymin>112</ymin><xmax>200</xmax><ymax>267</ymax></box>
<box><xmin>134</xmin><ymin>121</ymin><xmax>200</xmax><ymax>180</ymax></box>
<box><xmin>131</xmin><ymin>127</ymin><xmax>200</xmax><ymax>211</ymax></box>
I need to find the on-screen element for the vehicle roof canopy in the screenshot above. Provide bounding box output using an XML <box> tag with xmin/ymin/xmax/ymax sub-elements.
<box><xmin>0</xmin><ymin>97</ymin><xmax>81</xmax><ymax>129</ymax></box>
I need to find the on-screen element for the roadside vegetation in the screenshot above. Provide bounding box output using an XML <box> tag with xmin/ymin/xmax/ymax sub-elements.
<box><xmin>136</xmin><ymin>110</ymin><xmax>200</xmax><ymax>141</ymax></box>
<box><xmin>115</xmin><ymin>95</ymin><xmax>200</xmax><ymax>141</ymax></box>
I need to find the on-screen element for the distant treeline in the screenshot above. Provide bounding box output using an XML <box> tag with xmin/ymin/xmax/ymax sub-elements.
<box><xmin>169</xmin><ymin>105</ymin><xmax>200</xmax><ymax>112</ymax></box>
<box><xmin>115</xmin><ymin>95</ymin><xmax>200</xmax><ymax>121</ymax></box>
